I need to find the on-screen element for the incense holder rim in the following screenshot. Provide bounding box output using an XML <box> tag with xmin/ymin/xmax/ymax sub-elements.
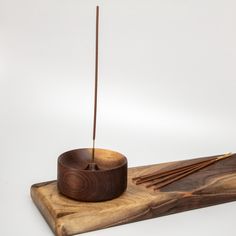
<box><xmin>58</xmin><ymin>147</ymin><xmax>127</xmax><ymax>172</ymax></box>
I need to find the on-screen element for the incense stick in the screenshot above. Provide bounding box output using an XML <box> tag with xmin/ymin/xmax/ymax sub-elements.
<box><xmin>133</xmin><ymin>153</ymin><xmax>234</xmax><ymax>190</ymax></box>
<box><xmin>92</xmin><ymin>6</ymin><xmax>99</xmax><ymax>162</ymax></box>
<box><xmin>133</xmin><ymin>158</ymin><xmax>212</xmax><ymax>183</ymax></box>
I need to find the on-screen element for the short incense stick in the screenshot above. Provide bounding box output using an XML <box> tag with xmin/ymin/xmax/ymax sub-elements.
<box><xmin>133</xmin><ymin>152</ymin><xmax>234</xmax><ymax>190</ymax></box>
<box><xmin>92</xmin><ymin>6</ymin><xmax>99</xmax><ymax>163</ymax></box>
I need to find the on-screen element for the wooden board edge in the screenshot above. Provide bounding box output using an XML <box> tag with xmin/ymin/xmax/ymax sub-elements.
<box><xmin>31</xmin><ymin>182</ymin><xmax>57</xmax><ymax>235</ymax></box>
<box><xmin>55</xmin><ymin>192</ymin><xmax>236</xmax><ymax>236</ymax></box>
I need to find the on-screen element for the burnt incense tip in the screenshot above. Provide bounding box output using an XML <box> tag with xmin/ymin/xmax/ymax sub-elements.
<box><xmin>217</xmin><ymin>152</ymin><xmax>233</xmax><ymax>160</ymax></box>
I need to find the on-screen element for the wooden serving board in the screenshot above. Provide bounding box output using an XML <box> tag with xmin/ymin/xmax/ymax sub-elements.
<box><xmin>31</xmin><ymin>154</ymin><xmax>236</xmax><ymax>236</ymax></box>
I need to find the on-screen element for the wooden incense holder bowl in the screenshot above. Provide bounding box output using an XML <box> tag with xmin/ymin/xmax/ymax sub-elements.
<box><xmin>57</xmin><ymin>148</ymin><xmax>127</xmax><ymax>202</ymax></box>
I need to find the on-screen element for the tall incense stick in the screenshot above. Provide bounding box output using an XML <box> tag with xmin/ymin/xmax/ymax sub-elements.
<box><xmin>92</xmin><ymin>6</ymin><xmax>99</xmax><ymax>162</ymax></box>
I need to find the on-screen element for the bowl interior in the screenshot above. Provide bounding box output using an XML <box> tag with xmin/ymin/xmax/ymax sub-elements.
<box><xmin>59</xmin><ymin>148</ymin><xmax>127</xmax><ymax>171</ymax></box>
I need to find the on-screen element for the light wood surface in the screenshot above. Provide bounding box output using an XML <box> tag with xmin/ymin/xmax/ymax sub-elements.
<box><xmin>31</xmin><ymin>154</ymin><xmax>236</xmax><ymax>236</ymax></box>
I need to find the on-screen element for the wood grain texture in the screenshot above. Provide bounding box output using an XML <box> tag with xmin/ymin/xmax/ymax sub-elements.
<box><xmin>31</xmin><ymin>154</ymin><xmax>236</xmax><ymax>236</ymax></box>
<box><xmin>57</xmin><ymin>148</ymin><xmax>127</xmax><ymax>201</ymax></box>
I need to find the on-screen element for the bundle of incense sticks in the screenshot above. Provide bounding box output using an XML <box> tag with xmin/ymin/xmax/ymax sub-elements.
<box><xmin>133</xmin><ymin>153</ymin><xmax>234</xmax><ymax>190</ymax></box>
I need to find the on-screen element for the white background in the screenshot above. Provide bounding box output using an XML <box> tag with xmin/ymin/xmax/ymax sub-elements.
<box><xmin>1</xmin><ymin>0</ymin><xmax>236</xmax><ymax>235</ymax></box>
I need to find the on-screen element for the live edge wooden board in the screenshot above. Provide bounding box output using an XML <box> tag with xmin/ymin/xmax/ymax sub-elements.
<box><xmin>31</xmin><ymin>154</ymin><xmax>236</xmax><ymax>236</ymax></box>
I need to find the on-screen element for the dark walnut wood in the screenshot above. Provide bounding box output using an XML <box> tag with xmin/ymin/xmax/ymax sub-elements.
<box><xmin>57</xmin><ymin>148</ymin><xmax>128</xmax><ymax>201</ymax></box>
<box><xmin>31</xmin><ymin>154</ymin><xmax>236</xmax><ymax>236</ymax></box>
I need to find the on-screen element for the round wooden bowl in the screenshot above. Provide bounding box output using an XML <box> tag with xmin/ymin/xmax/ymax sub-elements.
<box><xmin>57</xmin><ymin>148</ymin><xmax>128</xmax><ymax>202</ymax></box>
